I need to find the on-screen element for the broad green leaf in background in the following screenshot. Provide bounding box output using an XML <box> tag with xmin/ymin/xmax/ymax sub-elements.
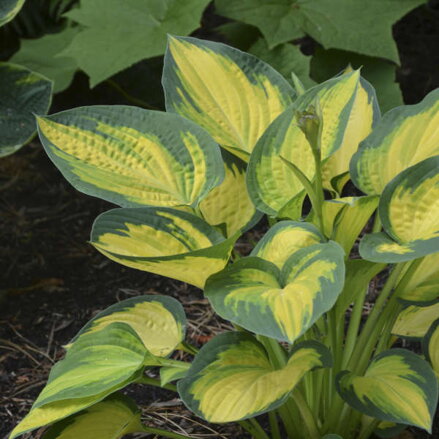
<box><xmin>91</xmin><ymin>207</ymin><xmax>238</xmax><ymax>288</ymax></box>
<box><xmin>0</xmin><ymin>0</ymin><xmax>25</xmax><ymax>27</ymax></box>
<box><xmin>336</xmin><ymin>349</ymin><xmax>438</xmax><ymax>431</ymax></box>
<box><xmin>11</xmin><ymin>323</ymin><xmax>146</xmax><ymax>439</ymax></box>
<box><xmin>205</xmin><ymin>242</ymin><xmax>345</xmax><ymax>343</ymax></box>
<box><xmin>199</xmin><ymin>150</ymin><xmax>262</xmax><ymax>237</ymax></box>
<box><xmin>310</xmin><ymin>48</ymin><xmax>402</xmax><ymax>113</ymax></box>
<box><xmin>70</xmin><ymin>295</ymin><xmax>186</xmax><ymax>357</ymax></box>
<box><xmin>360</xmin><ymin>156</ymin><xmax>439</xmax><ymax>263</ymax></box>
<box><xmin>163</xmin><ymin>35</ymin><xmax>295</xmax><ymax>161</ymax></box>
<box><xmin>247</xmin><ymin>70</ymin><xmax>360</xmax><ymax>215</ymax></box>
<box><xmin>248</xmin><ymin>38</ymin><xmax>315</xmax><ymax>89</ymax></box>
<box><xmin>215</xmin><ymin>22</ymin><xmax>261</xmax><ymax>51</ymax></box>
<box><xmin>392</xmin><ymin>303</ymin><xmax>439</xmax><ymax>339</ymax></box>
<box><xmin>61</xmin><ymin>0</ymin><xmax>211</xmax><ymax>86</ymax></box>
<box><xmin>178</xmin><ymin>332</ymin><xmax>331</xmax><ymax>422</ymax></box>
<box><xmin>37</xmin><ymin>106</ymin><xmax>224</xmax><ymax>208</ymax></box>
<box><xmin>0</xmin><ymin>62</ymin><xmax>52</xmax><ymax>157</ymax></box>
<box><xmin>396</xmin><ymin>253</ymin><xmax>439</xmax><ymax>304</ymax></box>
<box><xmin>423</xmin><ymin>319</ymin><xmax>439</xmax><ymax>378</ymax></box>
<box><xmin>215</xmin><ymin>0</ymin><xmax>425</xmax><ymax>63</ymax></box>
<box><xmin>351</xmin><ymin>88</ymin><xmax>439</xmax><ymax>195</ymax></box>
<box><xmin>10</xmin><ymin>26</ymin><xmax>79</xmax><ymax>92</ymax></box>
<box><xmin>250</xmin><ymin>221</ymin><xmax>324</xmax><ymax>269</ymax></box>
<box><xmin>41</xmin><ymin>394</ymin><xmax>143</xmax><ymax>439</ymax></box>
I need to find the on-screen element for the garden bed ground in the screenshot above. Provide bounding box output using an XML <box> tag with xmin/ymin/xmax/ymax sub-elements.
<box><xmin>1</xmin><ymin>3</ymin><xmax>439</xmax><ymax>438</ymax></box>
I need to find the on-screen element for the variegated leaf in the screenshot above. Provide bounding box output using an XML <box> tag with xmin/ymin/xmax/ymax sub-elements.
<box><xmin>160</xmin><ymin>363</ymin><xmax>191</xmax><ymax>387</ymax></box>
<box><xmin>0</xmin><ymin>62</ymin><xmax>52</xmax><ymax>157</ymax></box>
<box><xmin>336</xmin><ymin>349</ymin><xmax>438</xmax><ymax>431</ymax></box>
<box><xmin>250</xmin><ymin>220</ymin><xmax>325</xmax><ymax>269</ymax></box>
<box><xmin>41</xmin><ymin>394</ymin><xmax>142</xmax><ymax>439</ymax></box>
<box><xmin>91</xmin><ymin>207</ymin><xmax>238</xmax><ymax>288</ymax></box>
<box><xmin>360</xmin><ymin>156</ymin><xmax>439</xmax><ymax>262</ymax></box>
<box><xmin>0</xmin><ymin>0</ymin><xmax>25</xmax><ymax>27</ymax></box>
<box><xmin>10</xmin><ymin>323</ymin><xmax>146</xmax><ymax>438</ymax></box>
<box><xmin>70</xmin><ymin>295</ymin><xmax>186</xmax><ymax>357</ymax></box>
<box><xmin>396</xmin><ymin>253</ymin><xmax>439</xmax><ymax>305</ymax></box>
<box><xmin>199</xmin><ymin>150</ymin><xmax>262</xmax><ymax>236</ymax></box>
<box><xmin>351</xmin><ymin>88</ymin><xmax>439</xmax><ymax>195</ymax></box>
<box><xmin>205</xmin><ymin>242</ymin><xmax>345</xmax><ymax>343</ymax></box>
<box><xmin>37</xmin><ymin>106</ymin><xmax>224</xmax><ymax>208</ymax></box>
<box><xmin>163</xmin><ymin>35</ymin><xmax>295</xmax><ymax>161</ymax></box>
<box><xmin>392</xmin><ymin>303</ymin><xmax>439</xmax><ymax>339</ymax></box>
<box><xmin>322</xmin><ymin>77</ymin><xmax>380</xmax><ymax>193</ymax></box>
<box><xmin>247</xmin><ymin>71</ymin><xmax>360</xmax><ymax>215</ymax></box>
<box><xmin>423</xmin><ymin>319</ymin><xmax>439</xmax><ymax>378</ymax></box>
<box><xmin>178</xmin><ymin>332</ymin><xmax>331</xmax><ymax>422</ymax></box>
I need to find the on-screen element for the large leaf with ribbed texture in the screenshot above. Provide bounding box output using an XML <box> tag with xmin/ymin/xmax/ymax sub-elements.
<box><xmin>336</xmin><ymin>349</ymin><xmax>438</xmax><ymax>432</ymax></box>
<box><xmin>163</xmin><ymin>35</ymin><xmax>295</xmax><ymax>161</ymax></box>
<box><xmin>351</xmin><ymin>89</ymin><xmax>439</xmax><ymax>195</ymax></box>
<box><xmin>91</xmin><ymin>207</ymin><xmax>238</xmax><ymax>288</ymax></box>
<box><xmin>360</xmin><ymin>157</ymin><xmax>439</xmax><ymax>262</ymax></box>
<box><xmin>37</xmin><ymin>106</ymin><xmax>224</xmax><ymax>208</ymax></box>
<box><xmin>178</xmin><ymin>332</ymin><xmax>331</xmax><ymax>422</ymax></box>
<box><xmin>205</xmin><ymin>242</ymin><xmax>345</xmax><ymax>343</ymax></box>
<box><xmin>70</xmin><ymin>295</ymin><xmax>186</xmax><ymax>357</ymax></box>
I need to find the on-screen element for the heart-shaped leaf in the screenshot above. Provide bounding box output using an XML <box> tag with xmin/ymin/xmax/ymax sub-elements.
<box><xmin>178</xmin><ymin>332</ymin><xmax>331</xmax><ymax>422</ymax></box>
<box><xmin>0</xmin><ymin>62</ymin><xmax>52</xmax><ymax>157</ymax></box>
<box><xmin>70</xmin><ymin>295</ymin><xmax>186</xmax><ymax>357</ymax></box>
<box><xmin>247</xmin><ymin>71</ymin><xmax>360</xmax><ymax>215</ymax></box>
<box><xmin>336</xmin><ymin>349</ymin><xmax>438</xmax><ymax>431</ymax></box>
<box><xmin>250</xmin><ymin>220</ymin><xmax>325</xmax><ymax>269</ymax></box>
<box><xmin>392</xmin><ymin>303</ymin><xmax>439</xmax><ymax>339</ymax></box>
<box><xmin>163</xmin><ymin>35</ymin><xmax>295</xmax><ymax>161</ymax></box>
<box><xmin>37</xmin><ymin>106</ymin><xmax>224</xmax><ymax>208</ymax></box>
<box><xmin>360</xmin><ymin>156</ymin><xmax>439</xmax><ymax>262</ymax></box>
<box><xmin>206</xmin><ymin>242</ymin><xmax>345</xmax><ymax>343</ymax></box>
<box><xmin>41</xmin><ymin>394</ymin><xmax>142</xmax><ymax>439</ymax></box>
<box><xmin>351</xmin><ymin>88</ymin><xmax>439</xmax><ymax>195</ymax></box>
<box><xmin>91</xmin><ymin>207</ymin><xmax>238</xmax><ymax>288</ymax></box>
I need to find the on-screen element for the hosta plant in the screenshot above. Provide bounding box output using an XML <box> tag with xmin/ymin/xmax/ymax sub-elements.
<box><xmin>10</xmin><ymin>36</ymin><xmax>439</xmax><ymax>439</ymax></box>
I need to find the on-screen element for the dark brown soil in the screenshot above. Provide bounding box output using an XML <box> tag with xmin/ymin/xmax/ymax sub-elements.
<box><xmin>1</xmin><ymin>2</ymin><xmax>439</xmax><ymax>439</ymax></box>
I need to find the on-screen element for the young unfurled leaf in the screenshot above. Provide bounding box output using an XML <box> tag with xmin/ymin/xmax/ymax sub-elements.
<box><xmin>163</xmin><ymin>35</ymin><xmax>295</xmax><ymax>161</ymax></box>
<box><xmin>41</xmin><ymin>394</ymin><xmax>142</xmax><ymax>439</ymax></box>
<box><xmin>70</xmin><ymin>295</ymin><xmax>186</xmax><ymax>358</ymax></box>
<box><xmin>0</xmin><ymin>0</ymin><xmax>25</xmax><ymax>27</ymax></box>
<box><xmin>205</xmin><ymin>242</ymin><xmax>345</xmax><ymax>343</ymax></box>
<box><xmin>37</xmin><ymin>106</ymin><xmax>224</xmax><ymax>208</ymax></box>
<box><xmin>199</xmin><ymin>150</ymin><xmax>262</xmax><ymax>237</ymax></box>
<box><xmin>336</xmin><ymin>349</ymin><xmax>438</xmax><ymax>431</ymax></box>
<box><xmin>396</xmin><ymin>253</ymin><xmax>439</xmax><ymax>304</ymax></box>
<box><xmin>91</xmin><ymin>207</ymin><xmax>238</xmax><ymax>288</ymax></box>
<box><xmin>392</xmin><ymin>303</ymin><xmax>439</xmax><ymax>339</ymax></box>
<box><xmin>360</xmin><ymin>157</ymin><xmax>439</xmax><ymax>262</ymax></box>
<box><xmin>423</xmin><ymin>319</ymin><xmax>439</xmax><ymax>378</ymax></box>
<box><xmin>10</xmin><ymin>324</ymin><xmax>146</xmax><ymax>438</ymax></box>
<box><xmin>351</xmin><ymin>89</ymin><xmax>439</xmax><ymax>195</ymax></box>
<box><xmin>178</xmin><ymin>332</ymin><xmax>331</xmax><ymax>422</ymax></box>
<box><xmin>250</xmin><ymin>221</ymin><xmax>324</xmax><ymax>269</ymax></box>
<box><xmin>0</xmin><ymin>62</ymin><xmax>52</xmax><ymax>157</ymax></box>
<box><xmin>247</xmin><ymin>71</ymin><xmax>360</xmax><ymax>215</ymax></box>
<box><xmin>160</xmin><ymin>363</ymin><xmax>191</xmax><ymax>387</ymax></box>
<box><xmin>61</xmin><ymin>0</ymin><xmax>211</xmax><ymax>86</ymax></box>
